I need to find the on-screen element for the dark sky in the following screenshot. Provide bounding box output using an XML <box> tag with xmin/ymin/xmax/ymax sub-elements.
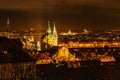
<box><xmin>0</xmin><ymin>0</ymin><xmax>120</xmax><ymax>31</ymax></box>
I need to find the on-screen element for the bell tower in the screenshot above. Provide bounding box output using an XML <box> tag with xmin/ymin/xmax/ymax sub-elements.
<box><xmin>53</xmin><ymin>21</ymin><xmax>58</xmax><ymax>46</ymax></box>
<box><xmin>47</xmin><ymin>21</ymin><xmax>52</xmax><ymax>34</ymax></box>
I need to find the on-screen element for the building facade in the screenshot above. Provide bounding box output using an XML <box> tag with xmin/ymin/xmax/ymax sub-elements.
<box><xmin>41</xmin><ymin>21</ymin><xmax>58</xmax><ymax>49</ymax></box>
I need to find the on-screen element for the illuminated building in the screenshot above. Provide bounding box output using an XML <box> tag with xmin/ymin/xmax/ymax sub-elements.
<box><xmin>5</xmin><ymin>18</ymin><xmax>10</xmax><ymax>38</ymax></box>
<box><xmin>52</xmin><ymin>47</ymin><xmax>75</xmax><ymax>62</ymax></box>
<box><xmin>59</xmin><ymin>30</ymin><xmax>77</xmax><ymax>35</ymax></box>
<box><xmin>22</xmin><ymin>33</ymin><xmax>35</xmax><ymax>50</ymax></box>
<box><xmin>53</xmin><ymin>22</ymin><xmax>58</xmax><ymax>46</ymax></box>
<box><xmin>83</xmin><ymin>29</ymin><xmax>88</xmax><ymax>33</ymax></box>
<box><xmin>41</xmin><ymin>21</ymin><xmax>58</xmax><ymax>49</ymax></box>
<box><xmin>37</xmin><ymin>41</ymin><xmax>41</xmax><ymax>51</ymax></box>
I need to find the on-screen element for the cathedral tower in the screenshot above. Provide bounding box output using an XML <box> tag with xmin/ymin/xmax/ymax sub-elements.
<box><xmin>6</xmin><ymin>18</ymin><xmax>10</xmax><ymax>38</ymax></box>
<box><xmin>47</xmin><ymin>21</ymin><xmax>52</xmax><ymax>34</ymax></box>
<box><xmin>41</xmin><ymin>21</ymin><xmax>58</xmax><ymax>50</ymax></box>
<box><xmin>53</xmin><ymin>22</ymin><xmax>58</xmax><ymax>46</ymax></box>
<box><xmin>7</xmin><ymin>18</ymin><xmax>9</xmax><ymax>29</ymax></box>
<box><xmin>53</xmin><ymin>22</ymin><xmax>57</xmax><ymax>35</ymax></box>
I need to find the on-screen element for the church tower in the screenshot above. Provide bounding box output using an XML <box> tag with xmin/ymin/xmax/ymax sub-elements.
<box><xmin>6</xmin><ymin>18</ymin><xmax>10</xmax><ymax>38</ymax></box>
<box><xmin>47</xmin><ymin>21</ymin><xmax>52</xmax><ymax>34</ymax></box>
<box><xmin>41</xmin><ymin>21</ymin><xmax>58</xmax><ymax>50</ymax></box>
<box><xmin>53</xmin><ymin>22</ymin><xmax>57</xmax><ymax>35</ymax></box>
<box><xmin>7</xmin><ymin>18</ymin><xmax>9</xmax><ymax>29</ymax></box>
<box><xmin>53</xmin><ymin>22</ymin><xmax>58</xmax><ymax>46</ymax></box>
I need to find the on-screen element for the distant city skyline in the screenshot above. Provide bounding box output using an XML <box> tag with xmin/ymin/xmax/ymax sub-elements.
<box><xmin>0</xmin><ymin>0</ymin><xmax>119</xmax><ymax>31</ymax></box>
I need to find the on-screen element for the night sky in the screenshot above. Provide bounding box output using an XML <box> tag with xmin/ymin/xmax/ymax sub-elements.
<box><xmin>0</xmin><ymin>0</ymin><xmax>120</xmax><ymax>31</ymax></box>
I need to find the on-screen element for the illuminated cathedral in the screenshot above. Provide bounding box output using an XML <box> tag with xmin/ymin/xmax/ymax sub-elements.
<box><xmin>41</xmin><ymin>21</ymin><xmax>58</xmax><ymax>49</ymax></box>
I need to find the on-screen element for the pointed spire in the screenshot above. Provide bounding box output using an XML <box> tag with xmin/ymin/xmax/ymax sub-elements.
<box><xmin>7</xmin><ymin>18</ymin><xmax>9</xmax><ymax>24</ymax></box>
<box><xmin>48</xmin><ymin>21</ymin><xmax>50</xmax><ymax>27</ymax></box>
<box><xmin>53</xmin><ymin>21</ymin><xmax>57</xmax><ymax>35</ymax></box>
<box><xmin>7</xmin><ymin>18</ymin><xmax>9</xmax><ymax>29</ymax></box>
<box><xmin>53</xmin><ymin>22</ymin><xmax>56</xmax><ymax>30</ymax></box>
<box><xmin>6</xmin><ymin>18</ymin><xmax>10</xmax><ymax>38</ymax></box>
<box><xmin>47</xmin><ymin>21</ymin><xmax>51</xmax><ymax>34</ymax></box>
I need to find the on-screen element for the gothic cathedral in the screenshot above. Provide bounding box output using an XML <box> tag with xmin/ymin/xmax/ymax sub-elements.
<box><xmin>42</xmin><ymin>21</ymin><xmax>58</xmax><ymax>49</ymax></box>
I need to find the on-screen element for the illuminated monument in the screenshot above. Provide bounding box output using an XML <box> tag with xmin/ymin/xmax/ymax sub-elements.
<box><xmin>41</xmin><ymin>21</ymin><xmax>58</xmax><ymax>49</ymax></box>
<box><xmin>5</xmin><ymin>18</ymin><xmax>10</xmax><ymax>38</ymax></box>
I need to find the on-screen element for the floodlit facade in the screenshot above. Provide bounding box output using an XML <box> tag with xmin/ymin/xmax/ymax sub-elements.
<box><xmin>42</xmin><ymin>21</ymin><xmax>58</xmax><ymax>49</ymax></box>
<box><xmin>52</xmin><ymin>47</ymin><xmax>75</xmax><ymax>62</ymax></box>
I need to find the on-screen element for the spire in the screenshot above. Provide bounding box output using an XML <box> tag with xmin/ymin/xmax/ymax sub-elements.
<box><xmin>6</xmin><ymin>18</ymin><xmax>10</xmax><ymax>38</ymax></box>
<box><xmin>47</xmin><ymin>21</ymin><xmax>51</xmax><ymax>34</ymax></box>
<box><xmin>7</xmin><ymin>18</ymin><xmax>9</xmax><ymax>29</ymax></box>
<box><xmin>53</xmin><ymin>21</ymin><xmax>57</xmax><ymax>35</ymax></box>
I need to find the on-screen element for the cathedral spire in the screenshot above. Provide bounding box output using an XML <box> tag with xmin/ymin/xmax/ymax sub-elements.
<box><xmin>6</xmin><ymin>18</ymin><xmax>10</xmax><ymax>38</ymax></box>
<box><xmin>7</xmin><ymin>18</ymin><xmax>9</xmax><ymax>30</ymax></box>
<box><xmin>47</xmin><ymin>21</ymin><xmax>52</xmax><ymax>34</ymax></box>
<box><xmin>53</xmin><ymin>21</ymin><xmax>57</xmax><ymax>35</ymax></box>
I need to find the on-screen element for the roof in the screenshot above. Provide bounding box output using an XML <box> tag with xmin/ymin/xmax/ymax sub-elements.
<box><xmin>0</xmin><ymin>36</ymin><xmax>35</xmax><ymax>63</ymax></box>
